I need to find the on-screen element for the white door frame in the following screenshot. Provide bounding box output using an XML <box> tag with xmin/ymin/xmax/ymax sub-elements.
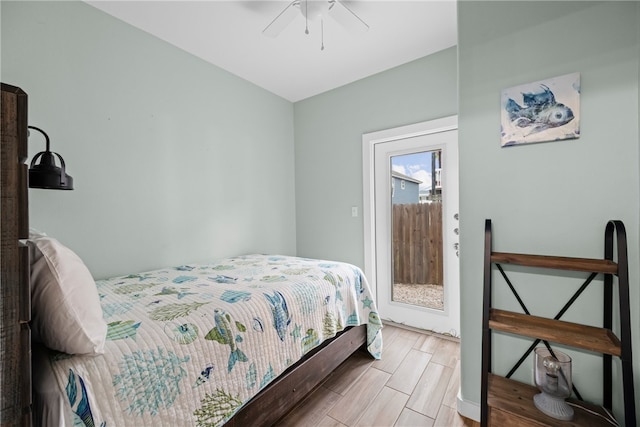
<box><xmin>362</xmin><ymin>116</ymin><xmax>459</xmax><ymax>333</ymax></box>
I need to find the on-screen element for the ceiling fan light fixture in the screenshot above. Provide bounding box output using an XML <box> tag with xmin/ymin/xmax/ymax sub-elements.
<box><xmin>262</xmin><ymin>0</ymin><xmax>368</xmax><ymax>49</ymax></box>
<box><xmin>300</xmin><ymin>0</ymin><xmax>328</xmax><ymax>22</ymax></box>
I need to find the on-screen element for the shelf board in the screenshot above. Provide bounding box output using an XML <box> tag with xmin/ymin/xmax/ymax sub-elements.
<box><xmin>491</xmin><ymin>252</ymin><xmax>618</xmax><ymax>274</ymax></box>
<box><xmin>489</xmin><ymin>309</ymin><xmax>622</xmax><ymax>357</ymax></box>
<box><xmin>488</xmin><ymin>374</ymin><xmax>616</xmax><ymax>427</ymax></box>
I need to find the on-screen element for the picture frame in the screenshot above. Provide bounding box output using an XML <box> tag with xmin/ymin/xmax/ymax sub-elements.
<box><xmin>501</xmin><ymin>72</ymin><xmax>580</xmax><ymax>147</ymax></box>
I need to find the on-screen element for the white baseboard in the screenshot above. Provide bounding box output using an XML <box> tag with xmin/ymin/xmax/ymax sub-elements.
<box><xmin>457</xmin><ymin>392</ymin><xmax>481</xmax><ymax>422</ymax></box>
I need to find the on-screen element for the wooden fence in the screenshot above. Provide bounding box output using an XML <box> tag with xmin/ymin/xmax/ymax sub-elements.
<box><xmin>392</xmin><ymin>202</ymin><xmax>443</xmax><ymax>286</ymax></box>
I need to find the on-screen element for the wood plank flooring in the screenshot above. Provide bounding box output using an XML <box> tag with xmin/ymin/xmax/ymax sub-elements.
<box><xmin>275</xmin><ymin>323</ymin><xmax>480</xmax><ymax>427</ymax></box>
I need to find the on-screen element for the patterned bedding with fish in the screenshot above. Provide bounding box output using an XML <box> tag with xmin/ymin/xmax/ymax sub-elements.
<box><xmin>45</xmin><ymin>254</ymin><xmax>383</xmax><ymax>427</ymax></box>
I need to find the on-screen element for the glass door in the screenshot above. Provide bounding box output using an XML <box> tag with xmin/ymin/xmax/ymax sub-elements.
<box><xmin>390</xmin><ymin>150</ymin><xmax>445</xmax><ymax>311</ymax></box>
<box><xmin>368</xmin><ymin>122</ymin><xmax>459</xmax><ymax>335</ymax></box>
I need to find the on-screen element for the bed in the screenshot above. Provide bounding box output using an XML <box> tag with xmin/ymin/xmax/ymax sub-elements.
<box><xmin>0</xmin><ymin>83</ymin><xmax>382</xmax><ymax>427</ymax></box>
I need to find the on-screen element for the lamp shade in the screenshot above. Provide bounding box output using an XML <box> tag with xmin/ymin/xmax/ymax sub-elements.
<box><xmin>28</xmin><ymin>126</ymin><xmax>73</xmax><ymax>190</ymax></box>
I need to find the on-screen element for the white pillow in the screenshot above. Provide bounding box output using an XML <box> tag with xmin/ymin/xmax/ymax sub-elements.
<box><xmin>29</xmin><ymin>237</ymin><xmax>107</xmax><ymax>355</ymax></box>
<box><xmin>28</xmin><ymin>227</ymin><xmax>48</xmax><ymax>240</ymax></box>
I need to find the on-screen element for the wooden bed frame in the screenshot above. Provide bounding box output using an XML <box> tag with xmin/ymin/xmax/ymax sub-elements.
<box><xmin>0</xmin><ymin>82</ymin><xmax>369</xmax><ymax>426</ymax></box>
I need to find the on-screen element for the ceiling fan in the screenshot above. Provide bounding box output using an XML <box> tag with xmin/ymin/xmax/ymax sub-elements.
<box><xmin>262</xmin><ymin>0</ymin><xmax>369</xmax><ymax>50</ymax></box>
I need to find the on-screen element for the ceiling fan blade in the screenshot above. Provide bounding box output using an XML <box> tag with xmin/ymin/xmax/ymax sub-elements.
<box><xmin>328</xmin><ymin>0</ymin><xmax>369</xmax><ymax>34</ymax></box>
<box><xmin>263</xmin><ymin>0</ymin><xmax>300</xmax><ymax>38</ymax></box>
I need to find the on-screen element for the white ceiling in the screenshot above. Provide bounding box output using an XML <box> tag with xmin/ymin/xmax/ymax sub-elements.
<box><xmin>85</xmin><ymin>1</ymin><xmax>457</xmax><ymax>102</ymax></box>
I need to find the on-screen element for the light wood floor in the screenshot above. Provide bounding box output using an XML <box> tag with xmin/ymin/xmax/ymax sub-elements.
<box><xmin>275</xmin><ymin>323</ymin><xmax>480</xmax><ymax>427</ymax></box>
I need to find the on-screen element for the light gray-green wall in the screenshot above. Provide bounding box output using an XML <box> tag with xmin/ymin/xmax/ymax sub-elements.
<box><xmin>1</xmin><ymin>1</ymin><xmax>296</xmax><ymax>279</ymax></box>
<box><xmin>293</xmin><ymin>47</ymin><xmax>457</xmax><ymax>267</ymax></box>
<box><xmin>458</xmin><ymin>1</ymin><xmax>640</xmax><ymax>423</ymax></box>
<box><xmin>5</xmin><ymin>0</ymin><xmax>639</xmax><ymax>422</ymax></box>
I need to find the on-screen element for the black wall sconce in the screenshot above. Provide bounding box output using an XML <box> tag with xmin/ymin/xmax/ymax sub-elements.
<box><xmin>28</xmin><ymin>126</ymin><xmax>73</xmax><ymax>190</ymax></box>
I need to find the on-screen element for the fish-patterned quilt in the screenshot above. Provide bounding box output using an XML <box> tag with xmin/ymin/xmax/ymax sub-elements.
<box><xmin>45</xmin><ymin>254</ymin><xmax>383</xmax><ymax>427</ymax></box>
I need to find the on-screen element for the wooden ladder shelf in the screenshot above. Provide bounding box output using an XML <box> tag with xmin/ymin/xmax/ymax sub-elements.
<box><xmin>481</xmin><ymin>219</ymin><xmax>636</xmax><ymax>427</ymax></box>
